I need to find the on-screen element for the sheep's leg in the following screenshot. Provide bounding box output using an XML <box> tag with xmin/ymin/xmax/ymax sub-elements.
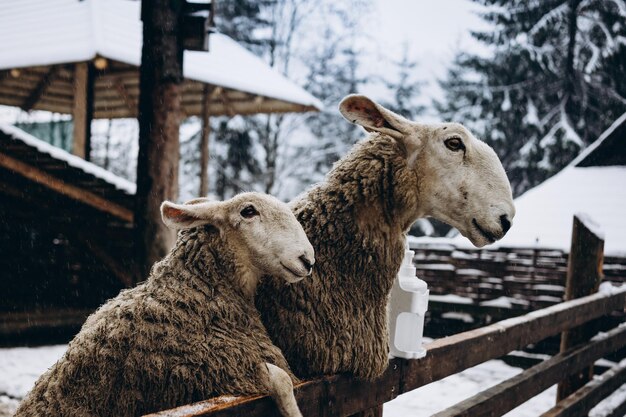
<box><xmin>262</xmin><ymin>363</ymin><xmax>302</xmax><ymax>417</ymax></box>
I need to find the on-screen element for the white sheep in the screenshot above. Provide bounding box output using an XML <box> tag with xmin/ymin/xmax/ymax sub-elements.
<box><xmin>15</xmin><ymin>192</ymin><xmax>314</xmax><ymax>417</ymax></box>
<box><xmin>256</xmin><ymin>95</ymin><xmax>516</xmax><ymax>380</ymax></box>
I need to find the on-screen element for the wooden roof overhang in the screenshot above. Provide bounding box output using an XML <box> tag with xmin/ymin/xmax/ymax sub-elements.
<box><xmin>0</xmin><ymin>58</ymin><xmax>318</xmax><ymax>119</ymax></box>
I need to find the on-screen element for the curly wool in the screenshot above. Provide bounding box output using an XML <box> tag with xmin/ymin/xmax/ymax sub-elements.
<box><xmin>16</xmin><ymin>227</ymin><xmax>295</xmax><ymax>417</ymax></box>
<box><xmin>256</xmin><ymin>134</ymin><xmax>421</xmax><ymax>381</ymax></box>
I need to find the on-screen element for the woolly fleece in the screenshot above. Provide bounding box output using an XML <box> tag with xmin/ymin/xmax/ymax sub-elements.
<box><xmin>15</xmin><ymin>226</ymin><xmax>296</xmax><ymax>417</ymax></box>
<box><xmin>257</xmin><ymin>134</ymin><xmax>419</xmax><ymax>380</ymax></box>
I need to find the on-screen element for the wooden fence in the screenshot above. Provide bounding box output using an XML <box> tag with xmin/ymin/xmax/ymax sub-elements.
<box><xmin>145</xmin><ymin>216</ymin><xmax>626</xmax><ymax>417</ymax></box>
<box><xmin>411</xmin><ymin>242</ymin><xmax>626</xmax><ymax>311</ymax></box>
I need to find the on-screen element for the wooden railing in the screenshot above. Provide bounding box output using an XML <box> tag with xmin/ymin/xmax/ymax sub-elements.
<box><xmin>146</xmin><ymin>216</ymin><xmax>626</xmax><ymax>417</ymax></box>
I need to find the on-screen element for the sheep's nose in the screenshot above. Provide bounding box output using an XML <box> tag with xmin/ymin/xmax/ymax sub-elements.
<box><xmin>500</xmin><ymin>214</ymin><xmax>511</xmax><ymax>234</ymax></box>
<box><xmin>299</xmin><ymin>254</ymin><xmax>314</xmax><ymax>275</ymax></box>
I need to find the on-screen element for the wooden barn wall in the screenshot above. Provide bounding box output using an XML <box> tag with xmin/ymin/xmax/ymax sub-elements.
<box><xmin>0</xmin><ymin>201</ymin><xmax>125</xmax><ymax>312</ymax></box>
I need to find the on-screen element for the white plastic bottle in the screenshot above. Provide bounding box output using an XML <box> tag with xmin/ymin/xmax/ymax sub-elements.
<box><xmin>388</xmin><ymin>238</ymin><xmax>429</xmax><ymax>359</ymax></box>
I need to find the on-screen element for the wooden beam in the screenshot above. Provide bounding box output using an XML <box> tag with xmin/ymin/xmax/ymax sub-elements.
<box><xmin>77</xmin><ymin>231</ymin><xmax>135</xmax><ymax>287</ymax></box>
<box><xmin>0</xmin><ymin>152</ymin><xmax>133</xmax><ymax>222</ymax></box>
<box><xmin>210</xmin><ymin>86</ymin><xmax>223</xmax><ymax>99</ymax></box>
<box><xmin>199</xmin><ymin>85</ymin><xmax>211</xmax><ymax>196</ymax></box>
<box><xmin>0</xmin><ymin>70</ymin><xmax>15</xmax><ymax>88</ymax></box>
<box><xmin>89</xmin><ymin>97</ymin><xmax>317</xmax><ymax>119</ymax></box>
<box><xmin>433</xmin><ymin>325</ymin><xmax>626</xmax><ymax>417</ymax></box>
<box><xmin>22</xmin><ymin>65</ymin><xmax>60</xmax><ymax>111</ymax></box>
<box><xmin>72</xmin><ymin>62</ymin><xmax>94</xmax><ymax>160</ymax></box>
<box><xmin>72</xmin><ymin>62</ymin><xmax>88</xmax><ymax>158</ymax></box>
<box><xmin>114</xmin><ymin>77</ymin><xmax>138</xmax><ymax>112</ymax></box>
<box><xmin>558</xmin><ymin>215</ymin><xmax>605</xmax><ymax>400</ymax></box>
<box><xmin>142</xmin><ymin>288</ymin><xmax>626</xmax><ymax>417</ymax></box>
<box><xmin>542</xmin><ymin>360</ymin><xmax>626</xmax><ymax>417</ymax></box>
<box><xmin>0</xmin><ymin>309</ymin><xmax>92</xmax><ymax>335</ymax></box>
<box><xmin>218</xmin><ymin>88</ymin><xmax>236</xmax><ymax>117</ymax></box>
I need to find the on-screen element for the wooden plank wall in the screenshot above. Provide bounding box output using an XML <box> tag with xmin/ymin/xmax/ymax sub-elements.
<box><xmin>411</xmin><ymin>244</ymin><xmax>626</xmax><ymax>309</ymax></box>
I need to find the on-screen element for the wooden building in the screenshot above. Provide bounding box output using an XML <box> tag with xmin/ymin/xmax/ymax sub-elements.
<box><xmin>0</xmin><ymin>0</ymin><xmax>320</xmax><ymax>344</ymax></box>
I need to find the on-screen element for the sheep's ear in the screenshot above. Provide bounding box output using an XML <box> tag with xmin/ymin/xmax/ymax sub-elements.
<box><xmin>160</xmin><ymin>201</ymin><xmax>225</xmax><ymax>230</ymax></box>
<box><xmin>339</xmin><ymin>95</ymin><xmax>410</xmax><ymax>140</ymax></box>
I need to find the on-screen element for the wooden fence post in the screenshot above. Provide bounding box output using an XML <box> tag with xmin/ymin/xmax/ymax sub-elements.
<box><xmin>557</xmin><ymin>214</ymin><xmax>604</xmax><ymax>401</ymax></box>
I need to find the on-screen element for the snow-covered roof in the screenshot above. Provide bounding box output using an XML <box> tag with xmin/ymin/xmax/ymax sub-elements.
<box><xmin>449</xmin><ymin>114</ymin><xmax>626</xmax><ymax>256</ymax></box>
<box><xmin>486</xmin><ymin>165</ymin><xmax>626</xmax><ymax>255</ymax></box>
<box><xmin>0</xmin><ymin>0</ymin><xmax>322</xmax><ymax>113</ymax></box>
<box><xmin>568</xmin><ymin>113</ymin><xmax>626</xmax><ymax>167</ymax></box>
<box><xmin>0</xmin><ymin>123</ymin><xmax>135</xmax><ymax>194</ymax></box>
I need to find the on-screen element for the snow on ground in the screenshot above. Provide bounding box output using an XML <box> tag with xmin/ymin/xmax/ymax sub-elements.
<box><xmin>0</xmin><ymin>345</ymin><xmax>67</xmax><ymax>398</ymax></box>
<box><xmin>1</xmin><ymin>344</ymin><xmax>625</xmax><ymax>416</ymax></box>
<box><xmin>384</xmin><ymin>359</ymin><xmax>557</xmax><ymax>416</ymax></box>
<box><xmin>0</xmin><ymin>344</ymin><xmax>67</xmax><ymax>416</ymax></box>
<box><xmin>591</xmin><ymin>381</ymin><xmax>626</xmax><ymax>416</ymax></box>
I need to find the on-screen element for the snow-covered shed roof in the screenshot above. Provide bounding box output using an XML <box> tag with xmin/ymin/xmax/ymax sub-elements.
<box><xmin>0</xmin><ymin>0</ymin><xmax>321</xmax><ymax>118</ymax></box>
<box><xmin>451</xmin><ymin>113</ymin><xmax>626</xmax><ymax>256</ymax></box>
<box><xmin>0</xmin><ymin>123</ymin><xmax>135</xmax><ymax>195</ymax></box>
<box><xmin>0</xmin><ymin>123</ymin><xmax>136</xmax><ymax>222</ymax></box>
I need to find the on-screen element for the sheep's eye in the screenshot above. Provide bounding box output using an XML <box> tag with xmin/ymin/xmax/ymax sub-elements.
<box><xmin>444</xmin><ymin>137</ymin><xmax>464</xmax><ymax>152</ymax></box>
<box><xmin>240</xmin><ymin>205</ymin><xmax>259</xmax><ymax>219</ymax></box>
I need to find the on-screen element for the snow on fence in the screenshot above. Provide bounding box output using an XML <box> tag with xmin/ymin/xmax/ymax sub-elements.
<box><xmin>145</xmin><ymin>215</ymin><xmax>626</xmax><ymax>417</ymax></box>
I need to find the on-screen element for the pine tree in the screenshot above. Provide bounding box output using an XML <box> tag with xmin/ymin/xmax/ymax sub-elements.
<box><xmin>380</xmin><ymin>45</ymin><xmax>426</xmax><ymax>120</ymax></box>
<box><xmin>213</xmin><ymin>118</ymin><xmax>261</xmax><ymax>199</ymax></box>
<box><xmin>437</xmin><ymin>0</ymin><xmax>626</xmax><ymax>195</ymax></box>
<box><xmin>214</xmin><ymin>0</ymin><xmax>276</xmax><ymax>55</ymax></box>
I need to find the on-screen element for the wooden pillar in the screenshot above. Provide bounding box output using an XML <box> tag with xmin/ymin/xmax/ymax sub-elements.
<box><xmin>136</xmin><ymin>0</ymin><xmax>184</xmax><ymax>279</ymax></box>
<box><xmin>199</xmin><ymin>85</ymin><xmax>211</xmax><ymax>197</ymax></box>
<box><xmin>72</xmin><ymin>62</ymin><xmax>94</xmax><ymax>160</ymax></box>
<box><xmin>557</xmin><ymin>214</ymin><xmax>604</xmax><ymax>401</ymax></box>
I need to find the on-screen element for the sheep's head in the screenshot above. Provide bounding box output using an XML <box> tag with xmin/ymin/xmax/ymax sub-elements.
<box><xmin>339</xmin><ymin>94</ymin><xmax>515</xmax><ymax>247</ymax></box>
<box><xmin>161</xmin><ymin>193</ymin><xmax>315</xmax><ymax>283</ymax></box>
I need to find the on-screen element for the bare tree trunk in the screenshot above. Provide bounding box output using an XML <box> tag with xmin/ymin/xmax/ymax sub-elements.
<box><xmin>562</xmin><ymin>0</ymin><xmax>584</xmax><ymax>143</ymax></box>
<box><xmin>135</xmin><ymin>0</ymin><xmax>184</xmax><ymax>280</ymax></box>
<box><xmin>565</xmin><ymin>0</ymin><xmax>581</xmax><ymax>99</ymax></box>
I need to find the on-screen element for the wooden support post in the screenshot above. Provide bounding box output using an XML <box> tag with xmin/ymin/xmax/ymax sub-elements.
<box><xmin>22</xmin><ymin>65</ymin><xmax>59</xmax><ymax>111</ymax></box>
<box><xmin>136</xmin><ymin>0</ymin><xmax>184</xmax><ymax>279</ymax></box>
<box><xmin>557</xmin><ymin>214</ymin><xmax>604</xmax><ymax>401</ymax></box>
<box><xmin>199</xmin><ymin>85</ymin><xmax>211</xmax><ymax>197</ymax></box>
<box><xmin>72</xmin><ymin>62</ymin><xmax>94</xmax><ymax>160</ymax></box>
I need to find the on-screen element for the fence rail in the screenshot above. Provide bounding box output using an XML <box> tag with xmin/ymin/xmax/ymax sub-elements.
<box><xmin>145</xmin><ymin>287</ymin><xmax>626</xmax><ymax>417</ymax></box>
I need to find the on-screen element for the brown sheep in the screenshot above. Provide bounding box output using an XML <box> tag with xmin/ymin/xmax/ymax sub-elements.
<box><xmin>15</xmin><ymin>193</ymin><xmax>314</xmax><ymax>417</ymax></box>
<box><xmin>256</xmin><ymin>95</ymin><xmax>515</xmax><ymax>380</ymax></box>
